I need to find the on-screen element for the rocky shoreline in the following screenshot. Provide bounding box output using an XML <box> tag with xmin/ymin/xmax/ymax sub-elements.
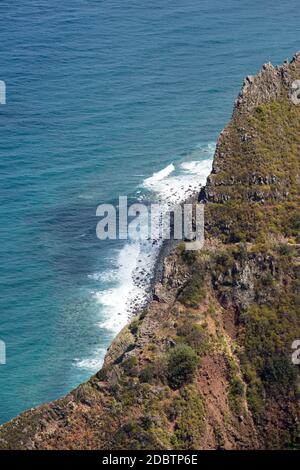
<box><xmin>127</xmin><ymin>189</ymin><xmax>206</xmax><ymax>316</ymax></box>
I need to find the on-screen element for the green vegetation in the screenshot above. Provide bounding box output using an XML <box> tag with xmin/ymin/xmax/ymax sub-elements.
<box><xmin>180</xmin><ymin>248</ymin><xmax>198</xmax><ymax>265</ymax></box>
<box><xmin>129</xmin><ymin>319</ymin><xmax>140</xmax><ymax>335</ymax></box>
<box><xmin>224</xmin><ymin>355</ymin><xmax>245</xmax><ymax>413</ymax></box>
<box><xmin>169</xmin><ymin>386</ymin><xmax>205</xmax><ymax>449</ymax></box>
<box><xmin>240</xmin><ymin>301</ymin><xmax>299</xmax><ymax>416</ymax></box>
<box><xmin>228</xmin><ymin>377</ymin><xmax>244</xmax><ymax>413</ymax></box>
<box><xmin>121</xmin><ymin>356</ymin><xmax>138</xmax><ymax>376</ymax></box>
<box><xmin>178</xmin><ymin>272</ymin><xmax>206</xmax><ymax>307</ymax></box>
<box><xmin>205</xmin><ymin>97</ymin><xmax>300</xmax><ymax>244</ymax></box>
<box><xmin>177</xmin><ymin>323</ymin><xmax>211</xmax><ymax>356</ymax></box>
<box><xmin>167</xmin><ymin>344</ymin><xmax>199</xmax><ymax>389</ymax></box>
<box><xmin>178</xmin><ymin>258</ymin><xmax>208</xmax><ymax>307</ymax></box>
<box><xmin>139</xmin><ymin>361</ymin><xmax>165</xmax><ymax>384</ymax></box>
<box><xmin>113</xmin><ymin>418</ymin><xmax>170</xmax><ymax>450</ymax></box>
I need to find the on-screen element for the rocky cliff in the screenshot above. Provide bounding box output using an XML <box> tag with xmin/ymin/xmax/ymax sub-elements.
<box><xmin>0</xmin><ymin>54</ymin><xmax>299</xmax><ymax>450</ymax></box>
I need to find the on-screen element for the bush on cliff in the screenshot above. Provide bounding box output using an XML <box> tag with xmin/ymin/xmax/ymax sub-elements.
<box><xmin>167</xmin><ymin>344</ymin><xmax>199</xmax><ymax>389</ymax></box>
<box><xmin>177</xmin><ymin>323</ymin><xmax>211</xmax><ymax>356</ymax></box>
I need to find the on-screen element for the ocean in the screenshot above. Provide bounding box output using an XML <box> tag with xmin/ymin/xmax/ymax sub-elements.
<box><xmin>0</xmin><ymin>0</ymin><xmax>299</xmax><ymax>424</ymax></box>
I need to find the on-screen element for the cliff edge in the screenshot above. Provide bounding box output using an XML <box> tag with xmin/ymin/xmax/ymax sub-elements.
<box><xmin>0</xmin><ymin>54</ymin><xmax>299</xmax><ymax>450</ymax></box>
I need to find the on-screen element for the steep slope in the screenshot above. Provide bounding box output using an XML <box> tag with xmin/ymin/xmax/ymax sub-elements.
<box><xmin>0</xmin><ymin>54</ymin><xmax>299</xmax><ymax>450</ymax></box>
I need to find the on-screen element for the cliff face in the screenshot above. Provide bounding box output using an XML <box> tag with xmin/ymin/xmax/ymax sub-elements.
<box><xmin>1</xmin><ymin>55</ymin><xmax>300</xmax><ymax>450</ymax></box>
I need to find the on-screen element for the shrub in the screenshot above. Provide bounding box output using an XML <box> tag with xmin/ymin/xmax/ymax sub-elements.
<box><xmin>181</xmin><ymin>249</ymin><xmax>197</xmax><ymax>265</ymax></box>
<box><xmin>139</xmin><ymin>364</ymin><xmax>156</xmax><ymax>383</ymax></box>
<box><xmin>121</xmin><ymin>356</ymin><xmax>138</xmax><ymax>376</ymax></box>
<box><xmin>276</xmin><ymin>244</ymin><xmax>296</xmax><ymax>257</ymax></box>
<box><xmin>177</xmin><ymin>323</ymin><xmax>210</xmax><ymax>356</ymax></box>
<box><xmin>179</xmin><ymin>272</ymin><xmax>205</xmax><ymax>308</ymax></box>
<box><xmin>129</xmin><ymin>319</ymin><xmax>140</xmax><ymax>335</ymax></box>
<box><xmin>226</xmin><ymin>356</ymin><xmax>245</xmax><ymax>413</ymax></box>
<box><xmin>255</xmin><ymin>104</ymin><xmax>267</xmax><ymax>117</ymax></box>
<box><xmin>96</xmin><ymin>366</ymin><xmax>108</xmax><ymax>381</ymax></box>
<box><xmin>167</xmin><ymin>344</ymin><xmax>199</xmax><ymax>389</ymax></box>
<box><xmin>139</xmin><ymin>309</ymin><xmax>147</xmax><ymax>320</ymax></box>
<box><xmin>229</xmin><ymin>230</ymin><xmax>247</xmax><ymax>243</ymax></box>
<box><xmin>261</xmin><ymin>354</ymin><xmax>298</xmax><ymax>395</ymax></box>
<box><xmin>139</xmin><ymin>358</ymin><xmax>167</xmax><ymax>384</ymax></box>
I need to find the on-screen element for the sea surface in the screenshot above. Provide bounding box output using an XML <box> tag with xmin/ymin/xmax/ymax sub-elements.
<box><xmin>0</xmin><ymin>0</ymin><xmax>299</xmax><ymax>424</ymax></box>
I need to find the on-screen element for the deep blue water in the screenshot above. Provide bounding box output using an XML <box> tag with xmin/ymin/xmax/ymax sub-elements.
<box><xmin>0</xmin><ymin>0</ymin><xmax>299</xmax><ymax>424</ymax></box>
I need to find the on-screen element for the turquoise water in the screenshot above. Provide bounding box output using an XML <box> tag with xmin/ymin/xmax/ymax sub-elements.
<box><xmin>0</xmin><ymin>0</ymin><xmax>299</xmax><ymax>423</ymax></box>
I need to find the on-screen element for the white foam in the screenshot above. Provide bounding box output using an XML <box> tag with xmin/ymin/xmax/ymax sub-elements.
<box><xmin>95</xmin><ymin>242</ymin><xmax>152</xmax><ymax>333</ymax></box>
<box><xmin>88</xmin><ymin>269</ymin><xmax>118</xmax><ymax>283</ymax></box>
<box><xmin>74</xmin><ymin>347</ymin><xmax>107</xmax><ymax>371</ymax></box>
<box><xmin>141</xmin><ymin>154</ymin><xmax>213</xmax><ymax>205</ymax></box>
<box><xmin>143</xmin><ymin>163</ymin><xmax>175</xmax><ymax>186</ymax></box>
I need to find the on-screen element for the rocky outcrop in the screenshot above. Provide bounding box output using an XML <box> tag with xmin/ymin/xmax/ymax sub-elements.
<box><xmin>201</xmin><ymin>52</ymin><xmax>300</xmax><ymax>206</ymax></box>
<box><xmin>0</xmin><ymin>54</ymin><xmax>299</xmax><ymax>450</ymax></box>
<box><xmin>234</xmin><ymin>52</ymin><xmax>300</xmax><ymax>115</ymax></box>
